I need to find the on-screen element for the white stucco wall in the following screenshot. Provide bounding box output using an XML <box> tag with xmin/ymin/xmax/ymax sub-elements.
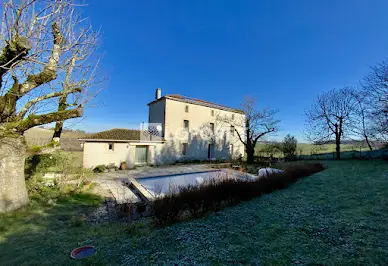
<box><xmin>83</xmin><ymin>141</ymin><xmax>168</xmax><ymax>168</ymax></box>
<box><xmin>83</xmin><ymin>142</ymin><xmax>132</xmax><ymax>168</ymax></box>
<box><xmin>84</xmin><ymin>97</ymin><xmax>246</xmax><ymax>168</ymax></box>
<box><xmin>150</xmin><ymin>98</ymin><xmax>245</xmax><ymax>161</ymax></box>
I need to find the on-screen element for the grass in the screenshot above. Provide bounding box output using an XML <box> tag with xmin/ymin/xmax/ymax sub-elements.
<box><xmin>152</xmin><ymin>162</ymin><xmax>324</xmax><ymax>225</ymax></box>
<box><xmin>0</xmin><ymin>188</ymin><xmax>104</xmax><ymax>265</ymax></box>
<box><xmin>67</xmin><ymin>151</ymin><xmax>83</xmax><ymax>168</ymax></box>
<box><xmin>1</xmin><ymin>160</ymin><xmax>388</xmax><ymax>265</ymax></box>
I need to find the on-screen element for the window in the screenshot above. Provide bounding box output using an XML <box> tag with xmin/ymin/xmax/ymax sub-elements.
<box><xmin>182</xmin><ymin>143</ymin><xmax>188</xmax><ymax>155</ymax></box>
<box><xmin>232</xmin><ymin>114</ymin><xmax>235</xmax><ymax>120</ymax></box>
<box><xmin>108</xmin><ymin>143</ymin><xmax>114</xmax><ymax>151</ymax></box>
<box><xmin>211</xmin><ymin>110</ymin><xmax>215</xmax><ymax>116</ymax></box>
<box><xmin>183</xmin><ymin>120</ymin><xmax>189</xmax><ymax>131</ymax></box>
<box><xmin>185</xmin><ymin>105</ymin><xmax>189</xmax><ymax>113</ymax></box>
<box><xmin>210</xmin><ymin>123</ymin><xmax>214</xmax><ymax>133</ymax></box>
<box><xmin>230</xmin><ymin>126</ymin><xmax>235</xmax><ymax>136</ymax></box>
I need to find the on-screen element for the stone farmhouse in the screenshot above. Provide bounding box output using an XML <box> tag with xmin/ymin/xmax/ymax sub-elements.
<box><xmin>80</xmin><ymin>89</ymin><xmax>245</xmax><ymax>168</ymax></box>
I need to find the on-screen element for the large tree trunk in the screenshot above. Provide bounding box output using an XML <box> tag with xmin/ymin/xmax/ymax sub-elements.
<box><xmin>246</xmin><ymin>146</ymin><xmax>255</xmax><ymax>164</ymax></box>
<box><xmin>52</xmin><ymin>120</ymin><xmax>64</xmax><ymax>145</ymax></box>
<box><xmin>335</xmin><ymin>135</ymin><xmax>341</xmax><ymax>160</ymax></box>
<box><xmin>365</xmin><ymin>134</ymin><xmax>373</xmax><ymax>151</ymax></box>
<box><xmin>0</xmin><ymin>134</ymin><xmax>29</xmax><ymax>212</ymax></box>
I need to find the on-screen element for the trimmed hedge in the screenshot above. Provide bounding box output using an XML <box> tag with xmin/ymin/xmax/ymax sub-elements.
<box><xmin>152</xmin><ymin>162</ymin><xmax>325</xmax><ymax>225</ymax></box>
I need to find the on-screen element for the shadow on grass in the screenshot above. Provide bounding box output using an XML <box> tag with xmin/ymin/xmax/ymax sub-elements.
<box><xmin>1</xmin><ymin>161</ymin><xmax>388</xmax><ymax>265</ymax></box>
<box><xmin>0</xmin><ymin>190</ymin><xmax>105</xmax><ymax>265</ymax></box>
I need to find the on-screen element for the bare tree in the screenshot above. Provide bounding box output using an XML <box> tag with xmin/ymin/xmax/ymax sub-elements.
<box><xmin>350</xmin><ymin>90</ymin><xmax>373</xmax><ymax>150</ymax></box>
<box><xmin>218</xmin><ymin>96</ymin><xmax>280</xmax><ymax>164</ymax></box>
<box><xmin>51</xmin><ymin>22</ymin><xmax>102</xmax><ymax>145</ymax></box>
<box><xmin>361</xmin><ymin>61</ymin><xmax>388</xmax><ymax>141</ymax></box>
<box><xmin>0</xmin><ymin>0</ymin><xmax>102</xmax><ymax>212</ymax></box>
<box><xmin>305</xmin><ymin>88</ymin><xmax>356</xmax><ymax>160</ymax></box>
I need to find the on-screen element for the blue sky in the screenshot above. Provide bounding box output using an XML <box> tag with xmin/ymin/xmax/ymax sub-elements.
<box><xmin>71</xmin><ymin>0</ymin><xmax>388</xmax><ymax>142</ymax></box>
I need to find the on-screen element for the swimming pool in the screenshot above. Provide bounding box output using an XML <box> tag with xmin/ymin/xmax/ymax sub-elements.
<box><xmin>136</xmin><ymin>169</ymin><xmax>256</xmax><ymax>197</ymax></box>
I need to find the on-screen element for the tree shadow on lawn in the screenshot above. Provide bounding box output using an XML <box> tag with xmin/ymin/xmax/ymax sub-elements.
<box><xmin>121</xmin><ymin>160</ymin><xmax>388</xmax><ymax>265</ymax></box>
<box><xmin>1</xmin><ymin>161</ymin><xmax>388</xmax><ymax>265</ymax></box>
<box><xmin>0</xmin><ymin>191</ymin><xmax>123</xmax><ymax>265</ymax></box>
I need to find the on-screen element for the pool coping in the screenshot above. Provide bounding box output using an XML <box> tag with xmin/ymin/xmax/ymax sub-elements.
<box><xmin>134</xmin><ymin>169</ymin><xmax>221</xmax><ymax>180</ymax></box>
<box><xmin>127</xmin><ymin>178</ymin><xmax>155</xmax><ymax>202</ymax></box>
<box><xmin>130</xmin><ymin>169</ymin><xmax>259</xmax><ymax>202</ymax></box>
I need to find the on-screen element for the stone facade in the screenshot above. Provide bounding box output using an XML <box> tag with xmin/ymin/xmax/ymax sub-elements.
<box><xmin>82</xmin><ymin>91</ymin><xmax>245</xmax><ymax>168</ymax></box>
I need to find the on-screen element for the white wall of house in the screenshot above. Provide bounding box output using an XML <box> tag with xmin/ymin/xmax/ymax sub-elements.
<box><xmin>83</xmin><ymin>141</ymin><xmax>167</xmax><ymax>168</ymax></box>
<box><xmin>150</xmin><ymin>98</ymin><xmax>245</xmax><ymax>161</ymax></box>
<box><xmin>83</xmin><ymin>142</ymin><xmax>131</xmax><ymax>168</ymax></box>
<box><xmin>82</xmin><ymin>137</ymin><xmax>244</xmax><ymax>169</ymax></box>
<box><xmin>83</xmin><ymin>95</ymin><xmax>246</xmax><ymax>169</ymax></box>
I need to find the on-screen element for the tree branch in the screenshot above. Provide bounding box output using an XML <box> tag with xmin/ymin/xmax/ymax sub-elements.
<box><xmin>252</xmin><ymin>128</ymin><xmax>276</xmax><ymax>148</ymax></box>
<box><xmin>18</xmin><ymin>87</ymin><xmax>81</xmax><ymax>119</ymax></box>
<box><xmin>8</xmin><ymin>106</ymin><xmax>83</xmax><ymax>132</ymax></box>
<box><xmin>19</xmin><ymin>22</ymin><xmax>64</xmax><ymax>95</ymax></box>
<box><xmin>234</xmin><ymin>127</ymin><xmax>246</xmax><ymax>147</ymax></box>
<box><xmin>0</xmin><ymin>36</ymin><xmax>32</xmax><ymax>80</ymax></box>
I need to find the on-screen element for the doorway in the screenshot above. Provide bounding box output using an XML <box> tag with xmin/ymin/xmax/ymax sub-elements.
<box><xmin>135</xmin><ymin>146</ymin><xmax>148</xmax><ymax>164</ymax></box>
<box><xmin>208</xmin><ymin>144</ymin><xmax>214</xmax><ymax>159</ymax></box>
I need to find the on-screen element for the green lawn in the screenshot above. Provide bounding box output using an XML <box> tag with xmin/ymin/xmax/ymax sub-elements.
<box><xmin>1</xmin><ymin>160</ymin><xmax>388</xmax><ymax>265</ymax></box>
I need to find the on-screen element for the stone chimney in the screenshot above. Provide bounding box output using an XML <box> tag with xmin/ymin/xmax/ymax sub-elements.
<box><xmin>155</xmin><ymin>88</ymin><xmax>161</xmax><ymax>100</ymax></box>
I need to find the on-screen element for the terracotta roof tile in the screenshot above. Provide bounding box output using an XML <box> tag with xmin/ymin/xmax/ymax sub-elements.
<box><xmin>148</xmin><ymin>94</ymin><xmax>244</xmax><ymax>114</ymax></box>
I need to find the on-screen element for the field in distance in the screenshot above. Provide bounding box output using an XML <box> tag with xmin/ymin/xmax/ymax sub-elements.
<box><xmin>255</xmin><ymin>142</ymin><xmax>372</xmax><ymax>157</ymax></box>
<box><xmin>24</xmin><ymin>127</ymin><xmax>88</xmax><ymax>152</ymax></box>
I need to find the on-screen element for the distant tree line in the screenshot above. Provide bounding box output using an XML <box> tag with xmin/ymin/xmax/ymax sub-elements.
<box><xmin>305</xmin><ymin>61</ymin><xmax>388</xmax><ymax>159</ymax></box>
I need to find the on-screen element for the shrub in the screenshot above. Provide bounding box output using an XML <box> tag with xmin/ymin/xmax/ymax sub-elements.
<box><xmin>93</xmin><ymin>165</ymin><xmax>106</xmax><ymax>173</ymax></box>
<box><xmin>28</xmin><ymin>145</ymin><xmax>43</xmax><ymax>154</ymax></box>
<box><xmin>281</xmin><ymin>134</ymin><xmax>298</xmax><ymax>159</ymax></box>
<box><xmin>25</xmin><ymin>152</ymin><xmax>70</xmax><ymax>177</ymax></box>
<box><xmin>25</xmin><ymin>151</ymin><xmax>94</xmax><ymax>194</ymax></box>
<box><xmin>152</xmin><ymin>162</ymin><xmax>325</xmax><ymax>226</ymax></box>
<box><xmin>27</xmin><ymin>140</ymin><xmax>60</xmax><ymax>154</ymax></box>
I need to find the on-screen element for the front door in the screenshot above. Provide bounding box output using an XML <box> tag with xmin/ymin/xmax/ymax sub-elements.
<box><xmin>208</xmin><ymin>144</ymin><xmax>214</xmax><ymax>159</ymax></box>
<box><xmin>135</xmin><ymin>146</ymin><xmax>148</xmax><ymax>164</ymax></box>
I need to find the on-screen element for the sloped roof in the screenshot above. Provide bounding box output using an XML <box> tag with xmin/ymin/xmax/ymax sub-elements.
<box><xmin>82</xmin><ymin>128</ymin><xmax>140</xmax><ymax>141</ymax></box>
<box><xmin>148</xmin><ymin>94</ymin><xmax>245</xmax><ymax>114</ymax></box>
